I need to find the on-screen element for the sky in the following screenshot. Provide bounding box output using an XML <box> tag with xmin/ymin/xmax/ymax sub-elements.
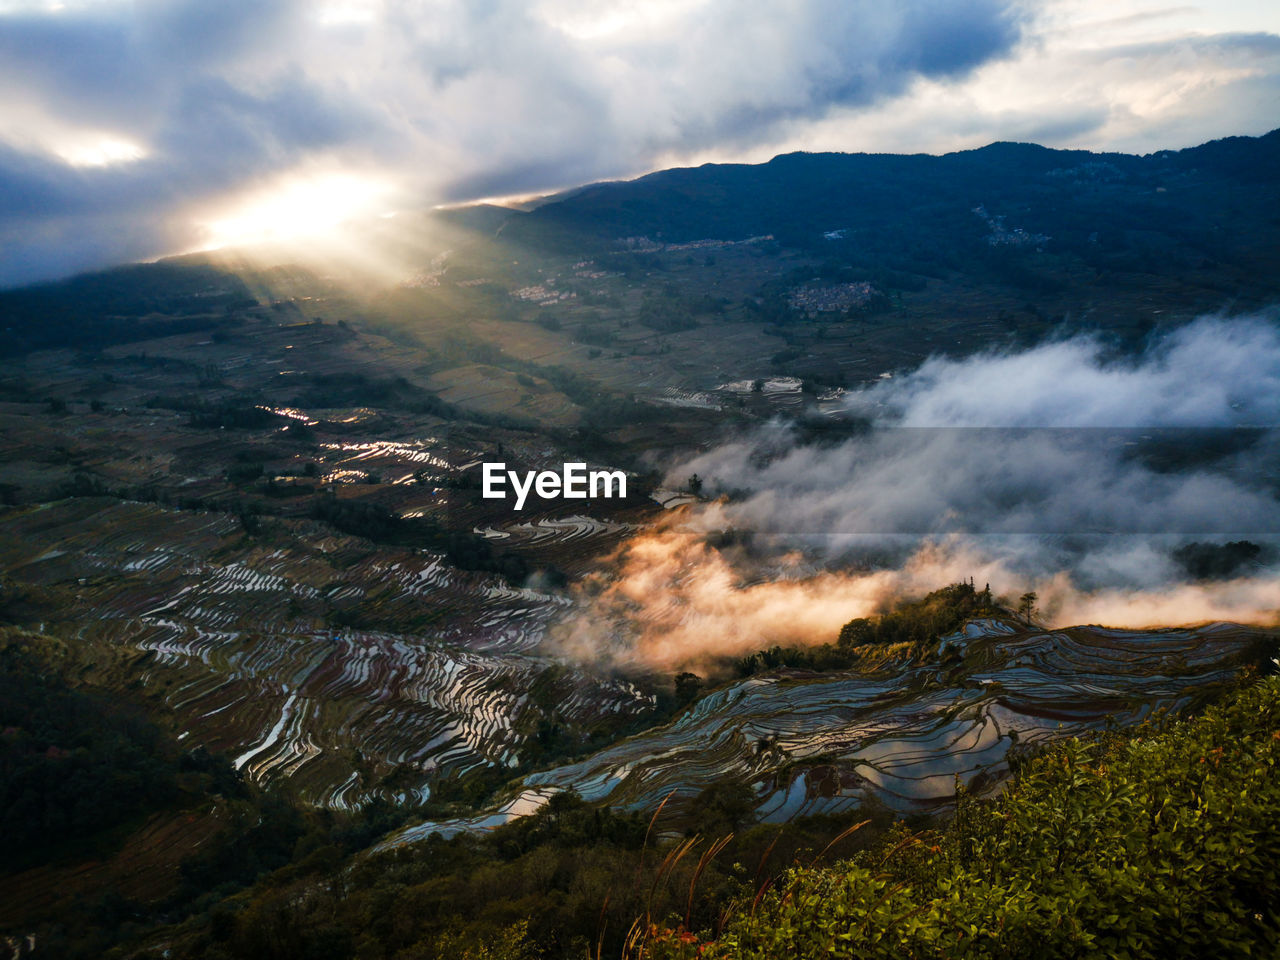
<box><xmin>0</xmin><ymin>0</ymin><xmax>1277</xmax><ymax>286</ymax></box>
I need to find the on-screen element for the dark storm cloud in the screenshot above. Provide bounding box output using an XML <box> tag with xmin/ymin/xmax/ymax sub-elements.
<box><xmin>0</xmin><ymin>0</ymin><xmax>1025</xmax><ymax>285</ymax></box>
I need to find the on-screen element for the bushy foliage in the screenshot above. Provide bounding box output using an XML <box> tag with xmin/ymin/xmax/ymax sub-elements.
<box><xmin>648</xmin><ymin>672</ymin><xmax>1280</xmax><ymax>959</ymax></box>
<box><xmin>146</xmin><ymin>789</ymin><xmax>888</xmax><ymax>960</ymax></box>
<box><xmin>737</xmin><ymin>581</ymin><xmax>999</xmax><ymax>675</ymax></box>
<box><xmin>308</xmin><ymin>496</ymin><xmax>537</xmax><ymax>583</ymax></box>
<box><xmin>0</xmin><ymin>632</ymin><xmax>180</xmax><ymax>870</ymax></box>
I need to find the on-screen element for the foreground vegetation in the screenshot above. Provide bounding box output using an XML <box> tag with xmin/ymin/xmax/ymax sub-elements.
<box><xmin>648</xmin><ymin>667</ymin><xmax>1280</xmax><ymax>959</ymax></box>
<box><xmin>0</xmin><ymin>631</ymin><xmax>182</xmax><ymax>872</ymax></box>
<box><xmin>5</xmin><ymin>603</ymin><xmax>1276</xmax><ymax>959</ymax></box>
<box><xmin>0</xmin><ymin>583</ymin><xmax>1019</xmax><ymax>957</ymax></box>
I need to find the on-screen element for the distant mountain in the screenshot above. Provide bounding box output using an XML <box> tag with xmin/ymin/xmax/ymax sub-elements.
<box><xmin>512</xmin><ymin>129</ymin><xmax>1280</xmax><ymax>249</ymax></box>
<box><xmin>0</xmin><ymin>260</ymin><xmax>257</xmax><ymax>355</ymax></box>
<box><xmin>3</xmin><ymin>129</ymin><xmax>1277</xmax><ymax>356</ymax></box>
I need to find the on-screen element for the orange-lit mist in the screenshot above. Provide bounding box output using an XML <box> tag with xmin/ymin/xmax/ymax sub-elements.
<box><xmin>551</xmin><ymin>521</ymin><xmax>1280</xmax><ymax>673</ymax></box>
<box><xmin>1042</xmin><ymin>575</ymin><xmax>1280</xmax><ymax>631</ymax></box>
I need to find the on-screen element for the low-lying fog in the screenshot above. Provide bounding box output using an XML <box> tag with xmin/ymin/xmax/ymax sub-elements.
<box><xmin>553</xmin><ymin>314</ymin><xmax>1280</xmax><ymax>670</ymax></box>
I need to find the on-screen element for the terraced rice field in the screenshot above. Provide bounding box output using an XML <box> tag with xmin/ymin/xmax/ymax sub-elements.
<box><xmin>3</xmin><ymin>486</ymin><xmax>1266</xmax><ymax>825</ymax></box>
<box><xmin>379</xmin><ymin>618</ymin><xmax>1262</xmax><ymax>844</ymax></box>
<box><xmin>0</xmin><ymin>496</ymin><xmax>654</xmax><ymax>808</ymax></box>
<box><xmin>475</xmin><ymin>515</ymin><xmax>637</xmax><ymax>545</ymax></box>
<box><xmin>3</xmin><ymin>463</ymin><xmax>1269</xmax><ymax>841</ymax></box>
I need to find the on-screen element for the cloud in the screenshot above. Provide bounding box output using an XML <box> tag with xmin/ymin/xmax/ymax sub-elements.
<box><xmin>1</xmin><ymin>0</ymin><xmax>1276</xmax><ymax>285</ymax></box>
<box><xmin>857</xmin><ymin>315</ymin><xmax>1280</xmax><ymax>427</ymax></box>
<box><xmin>552</xmin><ymin>316</ymin><xmax>1280</xmax><ymax>671</ymax></box>
<box><xmin>748</xmin><ymin>4</ymin><xmax>1280</xmax><ymax>164</ymax></box>
<box><xmin>682</xmin><ymin>315</ymin><xmax>1280</xmax><ymax>545</ymax></box>
<box><xmin>1</xmin><ymin>0</ymin><xmax>1019</xmax><ymax>284</ymax></box>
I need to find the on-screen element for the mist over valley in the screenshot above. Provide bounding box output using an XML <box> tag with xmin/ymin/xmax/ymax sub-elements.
<box><xmin>1</xmin><ymin>13</ymin><xmax>1279</xmax><ymax>950</ymax></box>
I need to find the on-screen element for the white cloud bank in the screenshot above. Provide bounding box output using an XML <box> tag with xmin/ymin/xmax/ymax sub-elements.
<box><xmin>553</xmin><ymin>316</ymin><xmax>1280</xmax><ymax>670</ymax></box>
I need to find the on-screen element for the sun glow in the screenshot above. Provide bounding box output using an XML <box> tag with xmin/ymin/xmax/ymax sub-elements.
<box><xmin>193</xmin><ymin>173</ymin><xmax>394</xmax><ymax>251</ymax></box>
<box><xmin>54</xmin><ymin>135</ymin><xmax>146</xmax><ymax>168</ymax></box>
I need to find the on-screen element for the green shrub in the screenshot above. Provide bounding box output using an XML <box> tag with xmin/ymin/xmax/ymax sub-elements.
<box><xmin>649</xmin><ymin>672</ymin><xmax>1280</xmax><ymax>959</ymax></box>
<box><xmin>738</xmin><ymin>581</ymin><xmax>999</xmax><ymax>675</ymax></box>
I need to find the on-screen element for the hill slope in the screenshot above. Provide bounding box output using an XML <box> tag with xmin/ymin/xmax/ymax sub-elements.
<box><xmin>649</xmin><ymin>668</ymin><xmax>1280</xmax><ymax>959</ymax></box>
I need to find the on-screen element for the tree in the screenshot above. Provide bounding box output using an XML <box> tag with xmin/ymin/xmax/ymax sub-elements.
<box><xmin>687</xmin><ymin>474</ymin><xmax>703</xmax><ymax>496</ymax></box>
<box><xmin>674</xmin><ymin>672</ymin><xmax>703</xmax><ymax>705</ymax></box>
<box><xmin>1017</xmin><ymin>591</ymin><xmax>1038</xmax><ymax>620</ymax></box>
<box><xmin>687</xmin><ymin>781</ymin><xmax>756</xmax><ymax>836</ymax></box>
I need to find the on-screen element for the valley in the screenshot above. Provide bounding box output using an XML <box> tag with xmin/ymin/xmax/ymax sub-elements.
<box><xmin>1</xmin><ymin>129</ymin><xmax>1278</xmax><ymax>958</ymax></box>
